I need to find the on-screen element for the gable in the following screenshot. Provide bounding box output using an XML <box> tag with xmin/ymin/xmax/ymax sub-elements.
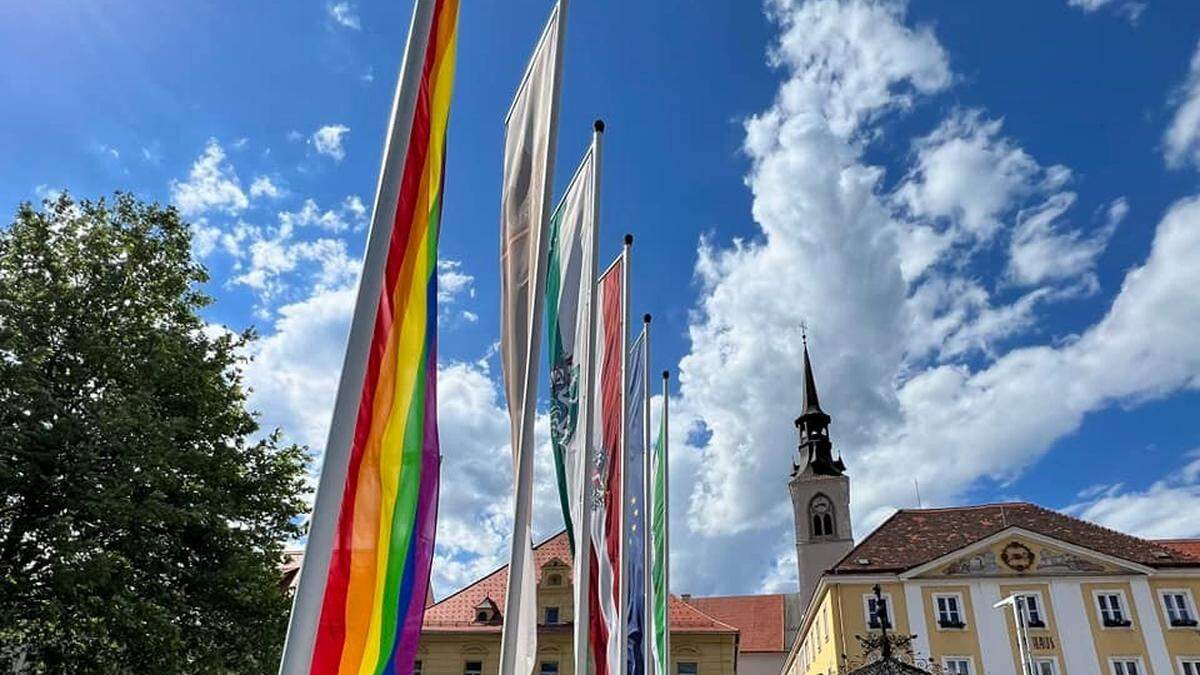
<box><xmin>910</xmin><ymin>532</ymin><xmax>1143</xmax><ymax>579</ymax></box>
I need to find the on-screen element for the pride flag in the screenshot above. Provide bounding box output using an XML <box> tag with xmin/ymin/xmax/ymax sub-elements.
<box><xmin>279</xmin><ymin>1</ymin><xmax>459</xmax><ymax>673</ymax></box>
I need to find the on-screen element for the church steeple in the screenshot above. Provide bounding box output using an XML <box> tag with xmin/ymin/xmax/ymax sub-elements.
<box><xmin>793</xmin><ymin>335</ymin><xmax>845</xmax><ymax>477</ymax></box>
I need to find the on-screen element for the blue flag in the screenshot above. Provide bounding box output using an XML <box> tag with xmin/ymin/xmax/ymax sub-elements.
<box><xmin>625</xmin><ymin>330</ymin><xmax>647</xmax><ymax>675</ymax></box>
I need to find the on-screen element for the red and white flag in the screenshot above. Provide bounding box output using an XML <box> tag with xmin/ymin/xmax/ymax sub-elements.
<box><xmin>589</xmin><ymin>245</ymin><xmax>627</xmax><ymax>675</ymax></box>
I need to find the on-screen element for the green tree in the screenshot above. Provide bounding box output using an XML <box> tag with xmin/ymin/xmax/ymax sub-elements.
<box><xmin>0</xmin><ymin>193</ymin><xmax>310</xmax><ymax>673</ymax></box>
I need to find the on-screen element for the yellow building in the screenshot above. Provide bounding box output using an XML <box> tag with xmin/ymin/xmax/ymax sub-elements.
<box><xmin>416</xmin><ymin>531</ymin><xmax>744</xmax><ymax>675</ymax></box>
<box><xmin>781</xmin><ymin>503</ymin><xmax>1200</xmax><ymax>675</ymax></box>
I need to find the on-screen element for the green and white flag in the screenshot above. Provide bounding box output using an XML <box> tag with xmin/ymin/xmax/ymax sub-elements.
<box><xmin>545</xmin><ymin>129</ymin><xmax>600</xmax><ymax>550</ymax></box>
<box><xmin>649</xmin><ymin>371</ymin><xmax>670</xmax><ymax>675</ymax></box>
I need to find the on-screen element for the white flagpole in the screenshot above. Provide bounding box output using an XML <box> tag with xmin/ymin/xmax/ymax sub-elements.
<box><xmin>661</xmin><ymin>369</ymin><xmax>671</xmax><ymax>675</ymax></box>
<box><xmin>277</xmin><ymin>1</ymin><xmax>436</xmax><ymax>672</ymax></box>
<box><xmin>642</xmin><ymin>314</ymin><xmax>652</xmax><ymax>675</ymax></box>
<box><xmin>619</xmin><ymin>234</ymin><xmax>631</xmax><ymax>675</ymax></box>
<box><xmin>499</xmin><ymin>2</ymin><xmax>569</xmax><ymax>673</ymax></box>
<box><xmin>573</xmin><ymin>120</ymin><xmax>604</xmax><ymax>675</ymax></box>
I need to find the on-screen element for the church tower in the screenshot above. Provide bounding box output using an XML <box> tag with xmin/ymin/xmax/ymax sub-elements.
<box><xmin>788</xmin><ymin>337</ymin><xmax>853</xmax><ymax>604</ymax></box>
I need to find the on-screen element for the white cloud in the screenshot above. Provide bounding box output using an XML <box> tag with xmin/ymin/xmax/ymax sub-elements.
<box><xmin>327</xmin><ymin>2</ymin><xmax>361</xmax><ymax>30</ymax></box>
<box><xmin>191</xmin><ymin>220</ymin><xmax>223</xmax><ymax>259</ymax></box>
<box><xmin>33</xmin><ymin>184</ymin><xmax>63</xmax><ymax>202</ymax></box>
<box><xmin>1165</xmin><ymin>39</ymin><xmax>1200</xmax><ymax>169</ymax></box>
<box><xmin>437</xmin><ymin>259</ymin><xmax>475</xmax><ymax>303</ymax></box>
<box><xmin>170</xmin><ymin>139</ymin><xmax>249</xmax><ymax>218</ymax></box>
<box><xmin>1064</xmin><ymin>451</ymin><xmax>1200</xmax><ymax>539</ymax></box>
<box><xmin>1067</xmin><ymin>0</ymin><xmax>1146</xmax><ymax>24</ymax></box>
<box><xmin>343</xmin><ymin>195</ymin><xmax>367</xmax><ymax>219</ymax></box>
<box><xmin>250</xmin><ymin>175</ymin><xmax>284</xmax><ymax>200</ymax></box>
<box><xmin>1007</xmin><ymin>191</ymin><xmax>1116</xmax><ymax>289</ymax></box>
<box><xmin>896</xmin><ymin>110</ymin><xmax>1067</xmax><ymax>252</ymax></box>
<box><xmin>279</xmin><ymin>198</ymin><xmax>357</xmax><ymax>233</ymax></box>
<box><xmin>662</xmin><ymin>0</ymin><xmax>1200</xmax><ymax>596</ymax></box>
<box><xmin>312</xmin><ymin>125</ymin><xmax>350</xmax><ymax>162</ymax></box>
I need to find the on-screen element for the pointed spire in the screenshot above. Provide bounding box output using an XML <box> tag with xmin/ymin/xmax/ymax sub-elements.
<box><xmin>801</xmin><ymin>339</ymin><xmax>825</xmax><ymax>418</ymax></box>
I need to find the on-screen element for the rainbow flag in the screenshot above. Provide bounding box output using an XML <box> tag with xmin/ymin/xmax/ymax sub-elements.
<box><xmin>280</xmin><ymin>1</ymin><xmax>459</xmax><ymax>673</ymax></box>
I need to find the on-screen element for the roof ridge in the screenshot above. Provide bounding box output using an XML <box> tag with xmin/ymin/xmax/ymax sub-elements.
<box><xmin>895</xmin><ymin>501</ymin><xmax>1035</xmax><ymax>513</ymax></box>
<box><xmin>674</xmin><ymin>594</ymin><xmax>741</xmax><ymax>633</ymax></box>
<box><xmin>1030</xmin><ymin>503</ymin><xmax>1182</xmax><ymax>556</ymax></box>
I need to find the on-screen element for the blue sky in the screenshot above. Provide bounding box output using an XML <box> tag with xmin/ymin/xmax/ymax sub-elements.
<box><xmin>3</xmin><ymin>0</ymin><xmax>1200</xmax><ymax>596</ymax></box>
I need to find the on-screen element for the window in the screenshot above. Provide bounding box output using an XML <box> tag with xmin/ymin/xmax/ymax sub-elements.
<box><xmin>935</xmin><ymin>593</ymin><xmax>966</xmax><ymax>629</ymax></box>
<box><xmin>943</xmin><ymin>657</ymin><xmax>972</xmax><ymax>675</ymax></box>
<box><xmin>545</xmin><ymin>606</ymin><xmax>560</xmax><ymax>624</ymax></box>
<box><xmin>1019</xmin><ymin>593</ymin><xmax>1047</xmax><ymax>628</ymax></box>
<box><xmin>546</xmin><ymin>573</ymin><xmax>562</xmax><ymax>586</ymax></box>
<box><xmin>1096</xmin><ymin>591</ymin><xmax>1132</xmax><ymax>627</ymax></box>
<box><xmin>1181</xmin><ymin>658</ymin><xmax>1200</xmax><ymax>675</ymax></box>
<box><xmin>539</xmin><ymin>662</ymin><xmax>559</xmax><ymax>675</ymax></box>
<box><xmin>1110</xmin><ymin>658</ymin><xmax>1143</xmax><ymax>675</ymax></box>
<box><xmin>810</xmin><ymin>495</ymin><xmax>836</xmax><ymax>538</ymax></box>
<box><xmin>864</xmin><ymin>593</ymin><xmax>893</xmax><ymax>629</ymax></box>
<box><xmin>1161</xmin><ymin>590</ymin><xmax>1198</xmax><ymax>627</ymax></box>
<box><xmin>1033</xmin><ymin>657</ymin><xmax>1059</xmax><ymax>675</ymax></box>
<box><xmin>677</xmin><ymin>663</ymin><xmax>698</xmax><ymax>675</ymax></box>
<box><xmin>464</xmin><ymin>661</ymin><xmax>483</xmax><ymax>675</ymax></box>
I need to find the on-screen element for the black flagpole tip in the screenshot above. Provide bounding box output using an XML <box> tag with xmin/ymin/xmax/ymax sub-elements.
<box><xmin>662</xmin><ymin>370</ymin><xmax>670</xmax><ymax>380</ymax></box>
<box><xmin>643</xmin><ymin>313</ymin><xmax>652</xmax><ymax>323</ymax></box>
<box><xmin>624</xmin><ymin>233</ymin><xmax>633</xmax><ymax>246</ymax></box>
<box><xmin>594</xmin><ymin>119</ymin><xmax>605</xmax><ymax>133</ymax></box>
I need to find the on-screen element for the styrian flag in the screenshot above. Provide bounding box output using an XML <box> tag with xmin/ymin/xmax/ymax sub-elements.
<box><xmin>590</xmin><ymin>246</ymin><xmax>627</xmax><ymax>675</ymax></box>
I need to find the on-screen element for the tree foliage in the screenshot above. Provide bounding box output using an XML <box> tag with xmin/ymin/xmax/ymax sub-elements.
<box><xmin>0</xmin><ymin>193</ymin><xmax>309</xmax><ymax>672</ymax></box>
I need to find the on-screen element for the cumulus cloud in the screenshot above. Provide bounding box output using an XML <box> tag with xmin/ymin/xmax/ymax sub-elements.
<box><xmin>250</xmin><ymin>175</ymin><xmax>285</xmax><ymax>200</ymax></box>
<box><xmin>170</xmin><ymin>139</ymin><xmax>249</xmax><ymax>217</ymax></box>
<box><xmin>1165</xmin><ymin>39</ymin><xmax>1200</xmax><ymax>169</ymax></box>
<box><xmin>1066</xmin><ymin>0</ymin><xmax>1146</xmax><ymax>24</ymax></box>
<box><xmin>437</xmin><ymin>259</ymin><xmax>475</xmax><ymax>303</ymax></box>
<box><xmin>663</xmin><ymin>0</ymin><xmax>1200</xmax><ymax>595</ymax></box>
<box><xmin>327</xmin><ymin>2</ymin><xmax>361</xmax><ymax>30</ymax></box>
<box><xmin>312</xmin><ymin>125</ymin><xmax>351</xmax><ymax>162</ymax></box>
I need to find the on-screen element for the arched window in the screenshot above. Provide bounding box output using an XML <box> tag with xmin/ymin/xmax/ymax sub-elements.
<box><xmin>809</xmin><ymin>494</ymin><xmax>836</xmax><ymax>539</ymax></box>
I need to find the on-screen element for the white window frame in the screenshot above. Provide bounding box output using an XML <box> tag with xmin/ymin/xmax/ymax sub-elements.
<box><xmin>934</xmin><ymin>592</ymin><xmax>967</xmax><ymax>630</ymax></box>
<box><xmin>1178</xmin><ymin>656</ymin><xmax>1200</xmax><ymax>675</ymax></box>
<box><xmin>863</xmin><ymin>592</ymin><xmax>894</xmax><ymax>630</ymax></box>
<box><xmin>1108</xmin><ymin>656</ymin><xmax>1145</xmax><ymax>675</ymax></box>
<box><xmin>1010</xmin><ymin>590</ymin><xmax>1049</xmax><ymax>629</ymax></box>
<box><xmin>1094</xmin><ymin>589</ymin><xmax>1133</xmax><ymax>629</ymax></box>
<box><xmin>1159</xmin><ymin>588</ymin><xmax>1198</xmax><ymax>628</ymax></box>
<box><xmin>942</xmin><ymin>656</ymin><xmax>974</xmax><ymax>675</ymax></box>
<box><xmin>1032</xmin><ymin>656</ymin><xmax>1060</xmax><ymax>675</ymax></box>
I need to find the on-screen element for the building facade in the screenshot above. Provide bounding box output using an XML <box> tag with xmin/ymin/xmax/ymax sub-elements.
<box><xmin>781</xmin><ymin>503</ymin><xmax>1200</xmax><ymax>675</ymax></box>
<box><xmin>416</xmin><ymin>532</ymin><xmax>741</xmax><ymax>675</ymax></box>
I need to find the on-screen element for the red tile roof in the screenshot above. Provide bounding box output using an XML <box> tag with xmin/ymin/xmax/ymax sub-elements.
<box><xmin>1156</xmin><ymin>539</ymin><xmax>1200</xmax><ymax>560</ymax></box>
<box><xmin>423</xmin><ymin>531</ymin><xmax>736</xmax><ymax>635</ymax></box>
<box><xmin>831</xmin><ymin>502</ymin><xmax>1200</xmax><ymax>575</ymax></box>
<box><xmin>684</xmin><ymin>594</ymin><xmax>785</xmax><ymax>653</ymax></box>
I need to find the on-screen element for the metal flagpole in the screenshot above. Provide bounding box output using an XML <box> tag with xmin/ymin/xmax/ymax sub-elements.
<box><xmin>661</xmin><ymin>369</ymin><xmax>671</xmax><ymax>675</ymax></box>
<box><xmin>994</xmin><ymin>595</ymin><xmax>1034</xmax><ymax>675</ymax></box>
<box><xmin>619</xmin><ymin>234</ymin><xmax>631</xmax><ymax>675</ymax></box>
<box><xmin>278</xmin><ymin>1</ymin><xmax>436</xmax><ymax>671</ymax></box>
<box><xmin>642</xmin><ymin>314</ymin><xmax>652</xmax><ymax>675</ymax></box>
<box><xmin>573</xmin><ymin>119</ymin><xmax>604</xmax><ymax>675</ymax></box>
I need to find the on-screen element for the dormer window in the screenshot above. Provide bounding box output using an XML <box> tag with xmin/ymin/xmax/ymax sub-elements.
<box><xmin>547</xmin><ymin>573</ymin><xmax>562</xmax><ymax>587</ymax></box>
<box><xmin>809</xmin><ymin>494</ymin><xmax>836</xmax><ymax>539</ymax></box>
<box><xmin>472</xmin><ymin>597</ymin><xmax>501</xmax><ymax>625</ymax></box>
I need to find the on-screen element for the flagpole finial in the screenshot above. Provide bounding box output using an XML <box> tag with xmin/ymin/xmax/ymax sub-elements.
<box><xmin>624</xmin><ymin>233</ymin><xmax>633</xmax><ymax>246</ymax></box>
<box><xmin>594</xmin><ymin>119</ymin><xmax>605</xmax><ymax>133</ymax></box>
<box><xmin>662</xmin><ymin>370</ymin><xmax>670</xmax><ymax>380</ymax></box>
<box><xmin>644</xmin><ymin>313</ymin><xmax>652</xmax><ymax>324</ymax></box>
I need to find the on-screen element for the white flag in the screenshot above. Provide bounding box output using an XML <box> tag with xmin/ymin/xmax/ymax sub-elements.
<box><xmin>498</xmin><ymin>3</ymin><xmax>566</xmax><ymax>675</ymax></box>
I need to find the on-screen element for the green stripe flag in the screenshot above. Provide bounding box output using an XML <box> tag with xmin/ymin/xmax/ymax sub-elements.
<box><xmin>545</xmin><ymin>125</ymin><xmax>601</xmax><ymax>552</ymax></box>
<box><xmin>649</xmin><ymin>370</ymin><xmax>670</xmax><ymax>675</ymax></box>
